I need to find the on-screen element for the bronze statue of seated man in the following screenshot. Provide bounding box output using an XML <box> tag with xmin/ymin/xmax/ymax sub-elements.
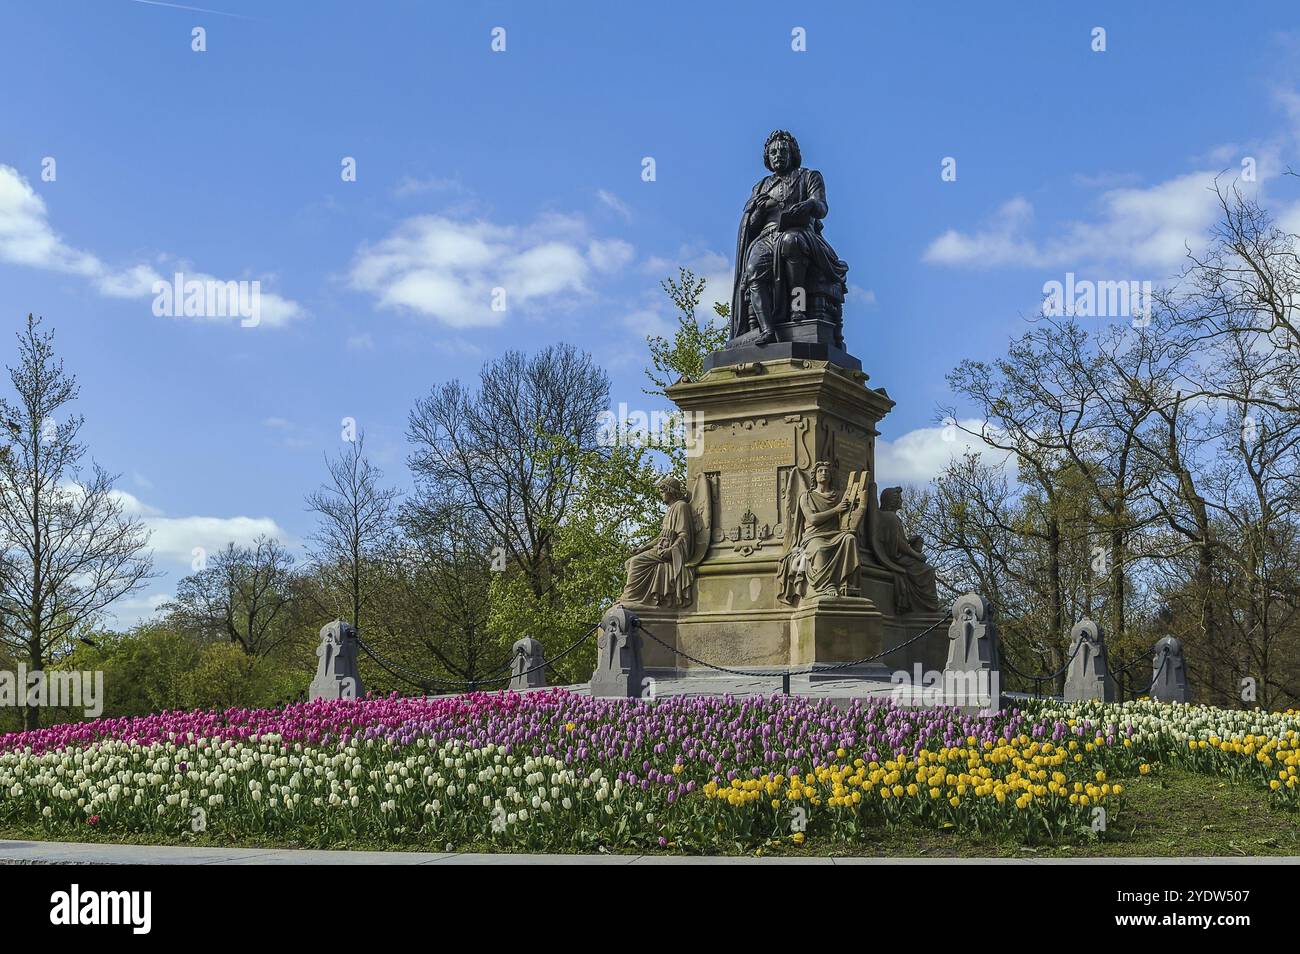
<box><xmin>730</xmin><ymin>130</ymin><xmax>849</xmax><ymax>346</ymax></box>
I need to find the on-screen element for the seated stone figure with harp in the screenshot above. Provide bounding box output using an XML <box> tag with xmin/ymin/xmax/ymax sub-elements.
<box><xmin>776</xmin><ymin>460</ymin><xmax>870</xmax><ymax>603</ymax></box>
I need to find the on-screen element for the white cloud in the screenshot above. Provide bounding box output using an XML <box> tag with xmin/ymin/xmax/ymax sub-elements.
<box><xmin>588</xmin><ymin>238</ymin><xmax>635</xmax><ymax>273</ymax></box>
<box><xmin>0</xmin><ymin>165</ymin><xmax>101</xmax><ymax>276</ymax></box>
<box><xmin>105</xmin><ymin>486</ymin><xmax>287</xmax><ymax>564</ymax></box>
<box><xmin>145</xmin><ymin>515</ymin><xmax>288</xmax><ymax>566</ymax></box>
<box><xmin>875</xmin><ymin>419</ymin><xmax>1008</xmax><ymax>485</ymax></box>
<box><xmin>349</xmin><ymin>213</ymin><xmax>629</xmax><ymax>328</ymax></box>
<box><xmin>847</xmin><ymin>285</ymin><xmax>877</xmax><ymax>309</ymax></box>
<box><xmin>502</xmin><ymin>242</ymin><xmax>588</xmax><ymax>298</ymax></box>
<box><xmin>596</xmin><ymin>189</ymin><xmax>632</xmax><ymax>220</ymax></box>
<box><xmin>345</xmin><ymin>333</ymin><xmax>375</xmax><ymax>351</ymax></box>
<box><xmin>0</xmin><ymin>164</ymin><xmax>303</xmax><ymax>327</ymax></box>
<box><xmin>109</xmin><ymin>487</ymin><xmax>163</xmax><ymax>518</ymax></box>
<box><xmin>923</xmin><ymin>170</ymin><xmax>1235</xmax><ymax>273</ymax></box>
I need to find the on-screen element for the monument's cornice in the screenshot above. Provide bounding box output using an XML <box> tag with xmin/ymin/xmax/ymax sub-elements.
<box><xmin>667</xmin><ymin>358</ymin><xmax>895</xmax><ymax>422</ymax></box>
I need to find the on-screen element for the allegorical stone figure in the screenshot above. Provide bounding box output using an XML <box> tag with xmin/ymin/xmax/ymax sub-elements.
<box><xmin>620</xmin><ymin>476</ymin><xmax>698</xmax><ymax>607</ymax></box>
<box><xmin>777</xmin><ymin>461</ymin><xmax>863</xmax><ymax>602</ymax></box>
<box><xmin>871</xmin><ymin>486</ymin><xmax>939</xmax><ymax>613</ymax></box>
<box><xmin>731</xmin><ymin>130</ymin><xmax>849</xmax><ymax>345</ymax></box>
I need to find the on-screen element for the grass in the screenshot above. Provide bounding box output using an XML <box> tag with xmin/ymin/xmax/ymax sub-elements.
<box><xmin>1</xmin><ymin>766</ymin><xmax>1295</xmax><ymax>858</ymax></box>
<box><xmin>781</xmin><ymin>766</ymin><xmax>1300</xmax><ymax>858</ymax></box>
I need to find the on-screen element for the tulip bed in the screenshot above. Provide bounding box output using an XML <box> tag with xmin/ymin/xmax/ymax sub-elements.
<box><xmin>1029</xmin><ymin>699</ymin><xmax>1300</xmax><ymax>810</ymax></box>
<box><xmin>0</xmin><ymin>691</ymin><xmax>1294</xmax><ymax>854</ymax></box>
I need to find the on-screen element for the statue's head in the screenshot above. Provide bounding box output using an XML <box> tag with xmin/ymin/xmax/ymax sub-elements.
<box><xmin>813</xmin><ymin>460</ymin><xmax>834</xmax><ymax>485</ymax></box>
<box><xmin>764</xmin><ymin>130</ymin><xmax>801</xmax><ymax>173</ymax></box>
<box><xmin>881</xmin><ymin>486</ymin><xmax>903</xmax><ymax>510</ymax></box>
<box><xmin>657</xmin><ymin>476</ymin><xmax>686</xmax><ymax>502</ymax></box>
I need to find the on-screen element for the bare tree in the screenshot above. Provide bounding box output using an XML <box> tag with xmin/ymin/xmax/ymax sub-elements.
<box><xmin>0</xmin><ymin>315</ymin><xmax>154</xmax><ymax>728</ymax></box>
<box><xmin>1164</xmin><ymin>180</ymin><xmax>1300</xmax><ymax>414</ymax></box>
<box><xmin>304</xmin><ymin>433</ymin><xmax>399</xmax><ymax>636</ymax></box>
<box><xmin>927</xmin><ymin>183</ymin><xmax>1300</xmax><ymax>704</ymax></box>
<box><xmin>371</xmin><ymin>502</ymin><xmax>500</xmax><ymax>685</ymax></box>
<box><xmin>405</xmin><ymin>344</ymin><xmax>609</xmax><ymax>611</ymax></box>
<box><xmin>167</xmin><ymin>537</ymin><xmax>297</xmax><ymax>657</ymax></box>
<box><xmin>944</xmin><ymin>322</ymin><xmax>1101</xmax><ymax>670</ymax></box>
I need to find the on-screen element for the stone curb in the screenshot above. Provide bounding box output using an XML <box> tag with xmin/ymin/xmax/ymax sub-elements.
<box><xmin>0</xmin><ymin>840</ymin><xmax>1295</xmax><ymax>865</ymax></box>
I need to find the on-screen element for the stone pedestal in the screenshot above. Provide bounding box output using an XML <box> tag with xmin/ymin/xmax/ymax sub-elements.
<box><xmin>309</xmin><ymin>620</ymin><xmax>363</xmax><ymax>702</ymax></box>
<box><xmin>707</xmin><ymin>314</ymin><xmax>860</xmax><ymax>373</ymax></box>
<box><xmin>941</xmin><ymin>593</ymin><xmax>1001</xmax><ymax>712</ymax></box>
<box><xmin>591</xmin><ymin>606</ymin><xmax>646</xmax><ymax>698</ymax></box>
<box><xmin>629</xmin><ymin>356</ymin><xmax>946</xmax><ymax>684</ymax></box>
<box><xmin>790</xmin><ymin>594</ymin><xmax>884</xmax><ymax>669</ymax></box>
<box><xmin>1064</xmin><ymin>619</ymin><xmax>1116</xmax><ymax>702</ymax></box>
<box><xmin>509</xmin><ymin>637</ymin><xmax>546</xmax><ymax>690</ymax></box>
<box><xmin>1150</xmin><ymin>635</ymin><xmax>1191</xmax><ymax>703</ymax></box>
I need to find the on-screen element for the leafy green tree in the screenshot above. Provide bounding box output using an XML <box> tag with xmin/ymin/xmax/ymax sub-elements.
<box><xmin>488</xmin><ymin>438</ymin><xmax>662</xmax><ymax>684</ymax></box>
<box><xmin>165</xmin><ymin>537</ymin><xmax>299</xmax><ymax>657</ymax></box>
<box><xmin>487</xmin><ymin>269</ymin><xmax>729</xmax><ymax>683</ymax></box>
<box><xmin>368</xmin><ymin>502</ymin><xmax>502</xmax><ymax>689</ymax></box>
<box><xmin>643</xmin><ymin>267</ymin><xmax>729</xmax><ymax>398</ymax></box>
<box><xmin>175</xmin><ymin>642</ymin><xmax>305</xmax><ymax>711</ymax></box>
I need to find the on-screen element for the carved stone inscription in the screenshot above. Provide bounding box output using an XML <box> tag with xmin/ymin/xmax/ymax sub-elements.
<box><xmin>833</xmin><ymin>431</ymin><xmax>871</xmax><ymax>479</ymax></box>
<box><xmin>699</xmin><ymin>431</ymin><xmax>792</xmax><ymax>538</ymax></box>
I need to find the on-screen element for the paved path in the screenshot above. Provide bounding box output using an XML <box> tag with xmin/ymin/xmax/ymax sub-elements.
<box><xmin>1</xmin><ymin>840</ymin><xmax>1295</xmax><ymax>865</ymax></box>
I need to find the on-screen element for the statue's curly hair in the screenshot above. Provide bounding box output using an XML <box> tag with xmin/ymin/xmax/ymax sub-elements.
<box><xmin>763</xmin><ymin>130</ymin><xmax>802</xmax><ymax>172</ymax></box>
<box><xmin>657</xmin><ymin>475</ymin><xmax>687</xmax><ymax>500</ymax></box>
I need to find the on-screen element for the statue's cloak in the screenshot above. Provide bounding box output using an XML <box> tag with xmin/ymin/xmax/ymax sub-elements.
<box><xmin>872</xmin><ymin>506</ymin><xmax>940</xmax><ymax>613</ymax></box>
<box><xmin>730</xmin><ymin>166</ymin><xmax>849</xmax><ymax>340</ymax></box>
<box><xmin>776</xmin><ymin>475</ymin><xmax>859</xmax><ymax>604</ymax></box>
<box><xmin>619</xmin><ymin>498</ymin><xmax>696</xmax><ymax>606</ymax></box>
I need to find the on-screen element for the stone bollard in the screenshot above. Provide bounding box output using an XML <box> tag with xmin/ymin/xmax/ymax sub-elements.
<box><xmin>1150</xmin><ymin>635</ymin><xmax>1191</xmax><ymax>703</ymax></box>
<box><xmin>509</xmin><ymin>637</ymin><xmax>546</xmax><ymax>691</ymax></box>
<box><xmin>590</xmin><ymin>605</ymin><xmax>644</xmax><ymax>698</ymax></box>
<box><xmin>309</xmin><ymin>620</ymin><xmax>364</xmax><ymax>702</ymax></box>
<box><xmin>942</xmin><ymin>593</ymin><xmax>1001</xmax><ymax>710</ymax></box>
<box><xmin>1064</xmin><ymin>619</ymin><xmax>1116</xmax><ymax>702</ymax></box>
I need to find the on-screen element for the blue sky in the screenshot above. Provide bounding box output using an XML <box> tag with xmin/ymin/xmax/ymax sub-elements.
<box><xmin>2</xmin><ymin>0</ymin><xmax>1299</xmax><ymax>625</ymax></box>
